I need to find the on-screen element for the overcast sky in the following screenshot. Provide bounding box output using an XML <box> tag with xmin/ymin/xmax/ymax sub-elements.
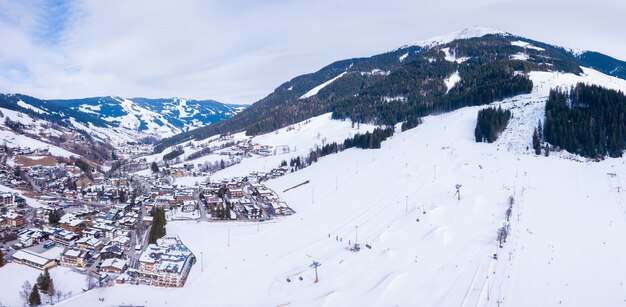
<box><xmin>0</xmin><ymin>0</ymin><xmax>624</xmax><ymax>104</ymax></box>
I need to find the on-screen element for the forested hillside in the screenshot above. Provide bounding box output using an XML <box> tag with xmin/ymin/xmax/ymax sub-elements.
<box><xmin>155</xmin><ymin>31</ymin><xmax>626</xmax><ymax>154</ymax></box>
<box><xmin>543</xmin><ymin>84</ymin><xmax>626</xmax><ymax>158</ymax></box>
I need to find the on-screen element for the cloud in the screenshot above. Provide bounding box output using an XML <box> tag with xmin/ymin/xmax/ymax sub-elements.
<box><xmin>0</xmin><ymin>0</ymin><xmax>624</xmax><ymax>104</ymax></box>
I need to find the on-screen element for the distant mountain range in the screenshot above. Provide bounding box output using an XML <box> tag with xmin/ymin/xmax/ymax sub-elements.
<box><xmin>154</xmin><ymin>27</ymin><xmax>626</xmax><ymax>153</ymax></box>
<box><xmin>0</xmin><ymin>94</ymin><xmax>246</xmax><ymax>142</ymax></box>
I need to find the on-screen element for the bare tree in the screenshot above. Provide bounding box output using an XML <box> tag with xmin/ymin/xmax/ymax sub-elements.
<box><xmin>48</xmin><ymin>279</ymin><xmax>56</xmax><ymax>304</ymax></box>
<box><xmin>19</xmin><ymin>280</ymin><xmax>31</xmax><ymax>306</ymax></box>
<box><xmin>497</xmin><ymin>224</ymin><xmax>510</xmax><ymax>248</ymax></box>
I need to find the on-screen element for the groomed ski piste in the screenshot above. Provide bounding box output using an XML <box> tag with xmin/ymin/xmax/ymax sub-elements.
<box><xmin>46</xmin><ymin>67</ymin><xmax>626</xmax><ymax>306</ymax></box>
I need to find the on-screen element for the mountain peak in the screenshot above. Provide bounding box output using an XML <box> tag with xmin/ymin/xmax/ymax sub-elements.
<box><xmin>415</xmin><ymin>26</ymin><xmax>509</xmax><ymax>48</ymax></box>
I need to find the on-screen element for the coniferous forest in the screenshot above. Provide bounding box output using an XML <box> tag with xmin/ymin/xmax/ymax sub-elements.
<box><xmin>543</xmin><ymin>83</ymin><xmax>626</xmax><ymax>158</ymax></box>
<box><xmin>474</xmin><ymin>106</ymin><xmax>512</xmax><ymax>143</ymax></box>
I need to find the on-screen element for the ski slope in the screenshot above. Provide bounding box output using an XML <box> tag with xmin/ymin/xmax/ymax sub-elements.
<box><xmin>55</xmin><ymin>69</ymin><xmax>626</xmax><ymax>306</ymax></box>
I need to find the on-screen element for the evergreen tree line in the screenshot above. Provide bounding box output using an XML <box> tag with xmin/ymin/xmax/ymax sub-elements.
<box><xmin>148</xmin><ymin>208</ymin><xmax>167</xmax><ymax>244</ymax></box>
<box><xmin>4</xmin><ymin>117</ymin><xmax>24</xmax><ymax>133</ymax></box>
<box><xmin>543</xmin><ymin>84</ymin><xmax>626</xmax><ymax>158</ymax></box>
<box><xmin>474</xmin><ymin>106</ymin><xmax>512</xmax><ymax>143</ymax></box>
<box><xmin>285</xmin><ymin>127</ymin><xmax>395</xmax><ymax>172</ymax></box>
<box><xmin>163</xmin><ymin>147</ymin><xmax>185</xmax><ymax>161</ymax></box>
<box><xmin>342</xmin><ymin>127</ymin><xmax>395</xmax><ymax>149</ymax></box>
<box><xmin>401</xmin><ymin>115</ymin><xmax>422</xmax><ymax>132</ymax></box>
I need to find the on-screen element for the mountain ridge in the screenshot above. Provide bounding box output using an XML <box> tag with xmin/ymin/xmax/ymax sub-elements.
<box><xmin>154</xmin><ymin>27</ymin><xmax>626</xmax><ymax>153</ymax></box>
<box><xmin>0</xmin><ymin>93</ymin><xmax>246</xmax><ymax>141</ymax></box>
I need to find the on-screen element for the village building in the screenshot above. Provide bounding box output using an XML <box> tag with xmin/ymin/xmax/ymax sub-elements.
<box><xmin>76</xmin><ymin>236</ymin><xmax>104</xmax><ymax>251</ymax></box>
<box><xmin>100</xmin><ymin>258</ymin><xmax>128</xmax><ymax>274</ymax></box>
<box><xmin>60</xmin><ymin>248</ymin><xmax>90</xmax><ymax>268</ymax></box>
<box><xmin>135</xmin><ymin>235</ymin><xmax>195</xmax><ymax>287</ymax></box>
<box><xmin>1</xmin><ymin>192</ymin><xmax>13</xmax><ymax>205</ymax></box>
<box><xmin>100</xmin><ymin>244</ymin><xmax>125</xmax><ymax>259</ymax></box>
<box><xmin>2</xmin><ymin>211</ymin><xmax>26</xmax><ymax>227</ymax></box>
<box><xmin>12</xmin><ymin>249</ymin><xmax>57</xmax><ymax>270</ymax></box>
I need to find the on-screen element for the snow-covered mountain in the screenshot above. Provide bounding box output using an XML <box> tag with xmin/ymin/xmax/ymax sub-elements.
<box><xmin>50</xmin><ymin>96</ymin><xmax>246</xmax><ymax>137</ymax></box>
<box><xmin>0</xmin><ymin>93</ymin><xmax>245</xmax><ymax>147</ymax></box>
<box><xmin>52</xmin><ymin>63</ymin><xmax>626</xmax><ymax>306</ymax></box>
<box><xmin>3</xmin><ymin>27</ymin><xmax>626</xmax><ymax>306</ymax></box>
<box><xmin>155</xmin><ymin>26</ymin><xmax>626</xmax><ymax>152</ymax></box>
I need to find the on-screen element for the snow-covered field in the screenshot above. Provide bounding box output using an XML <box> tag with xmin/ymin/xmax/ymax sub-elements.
<box><xmin>0</xmin><ymin>263</ymin><xmax>86</xmax><ymax>307</ymax></box>
<box><xmin>46</xmin><ymin>68</ymin><xmax>626</xmax><ymax>307</ymax></box>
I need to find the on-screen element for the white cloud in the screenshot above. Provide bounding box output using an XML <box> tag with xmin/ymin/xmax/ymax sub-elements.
<box><xmin>0</xmin><ymin>0</ymin><xmax>624</xmax><ymax>104</ymax></box>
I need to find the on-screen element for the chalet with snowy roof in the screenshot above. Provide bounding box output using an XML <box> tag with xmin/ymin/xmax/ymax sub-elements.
<box><xmin>17</xmin><ymin>228</ymin><xmax>45</xmax><ymax>247</ymax></box>
<box><xmin>244</xmin><ymin>203</ymin><xmax>262</xmax><ymax>219</ymax></box>
<box><xmin>111</xmin><ymin>235</ymin><xmax>131</xmax><ymax>250</ymax></box>
<box><xmin>12</xmin><ymin>249</ymin><xmax>56</xmax><ymax>270</ymax></box>
<box><xmin>81</xmin><ymin>228</ymin><xmax>102</xmax><ymax>239</ymax></box>
<box><xmin>59</xmin><ymin>214</ymin><xmax>89</xmax><ymax>233</ymax></box>
<box><xmin>175</xmin><ymin>190</ymin><xmax>194</xmax><ymax>202</ymax></box>
<box><xmin>2</xmin><ymin>212</ymin><xmax>26</xmax><ymax>227</ymax></box>
<box><xmin>155</xmin><ymin>194</ymin><xmax>176</xmax><ymax>208</ymax></box>
<box><xmin>91</xmin><ymin>222</ymin><xmax>116</xmax><ymax>240</ymax></box>
<box><xmin>271</xmin><ymin>201</ymin><xmax>293</xmax><ymax>216</ymax></box>
<box><xmin>181</xmin><ymin>200</ymin><xmax>197</xmax><ymax>213</ymax></box>
<box><xmin>118</xmin><ymin>213</ymin><xmax>139</xmax><ymax>228</ymax></box>
<box><xmin>76</xmin><ymin>236</ymin><xmax>104</xmax><ymax>251</ymax></box>
<box><xmin>100</xmin><ymin>258</ymin><xmax>128</xmax><ymax>274</ymax></box>
<box><xmin>60</xmin><ymin>248</ymin><xmax>90</xmax><ymax>268</ymax></box>
<box><xmin>100</xmin><ymin>244</ymin><xmax>124</xmax><ymax>259</ymax></box>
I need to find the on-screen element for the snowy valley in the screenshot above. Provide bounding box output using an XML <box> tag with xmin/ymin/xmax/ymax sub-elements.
<box><xmin>1</xmin><ymin>27</ymin><xmax>626</xmax><ymax>307</ymax></box>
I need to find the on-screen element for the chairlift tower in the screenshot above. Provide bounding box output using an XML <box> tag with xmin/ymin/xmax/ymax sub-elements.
<box><xmin>455</xmin><ymin>184</ymin><xmax>462</xmax><ymax>200</ymax></box>
<box><xmin>310</xmin><ymin>261</ymin><xmax>322</xmax><ymax>283</ymax></box>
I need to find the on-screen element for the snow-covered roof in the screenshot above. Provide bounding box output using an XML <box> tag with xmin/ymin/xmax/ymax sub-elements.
<box><xmin>101</xmin><ymin>258</ymin><xmax>127</xmax><ymax>270</ymax></box>
<box><xmin>12</xmin><ymin>250</ymin><xmax>54</xmax><ymax>266</ymax></box>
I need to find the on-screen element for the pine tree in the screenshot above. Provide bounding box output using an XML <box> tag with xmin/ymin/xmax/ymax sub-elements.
<box><xmin>0</xmin><ymin>248</ymin><xmax>4</xmax><ymax>267</ymax></box>
<box><xmin>532</xmin><ymin>128</ymin><xmax>541</xmax><ymax>155</ymax></box>
<box><xmin>48</xmin><ymin>210</ymin><xmax>61</xmax><ymax>225</ymax></box>
<box><xmin>148</xmin><ymin>208</ymin><xmax>167</xmax><ymax>244</ymax></box>
<box><xmin>37</xmin><ymin>268</ymin><xmax>51</xmax><ymax>293</ymax></box>
<box><xmin>118</xmin><ymin>189</ymin><xmax>127</xmax><ymax>204</ymax></box>
<box><xmin>28</xmin><ymin>284</ymin><xmax>41</xmax><ymax>306</ymax></box>
<box><xmin>151</xmin><ymin>162</ymin><xmax>159</xmax><ymax>173</ymax></box>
